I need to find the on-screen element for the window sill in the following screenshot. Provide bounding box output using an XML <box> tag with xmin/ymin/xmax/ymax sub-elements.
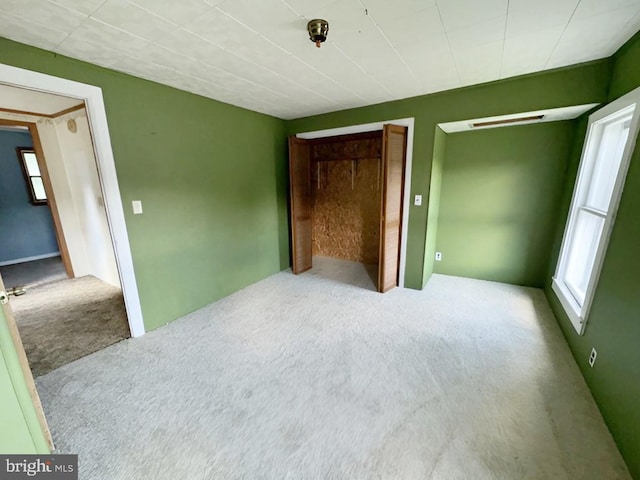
<box><xmin>551</xmin><ymin>278</ymin><xmax>585</xmax><ymax>335</ymax></box>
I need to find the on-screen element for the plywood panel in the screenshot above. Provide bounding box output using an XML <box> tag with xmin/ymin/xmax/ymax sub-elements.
<box><xmin>312</xmin><ymin>133</ymin><xmax>382</xmax><ymax>162</ymax></box>
<box><xmin>312</xmin><ymin>157</ymin><xmax>381</xmax><ymax>264</ymax></box>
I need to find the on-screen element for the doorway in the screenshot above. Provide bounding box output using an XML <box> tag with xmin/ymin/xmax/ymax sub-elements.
<box><xmin>289</xmin><ymin>123</ymin><xmax>410</xmax><ymax>292</ymax></box>
<box><xmin>0</xmin><ymin>97</ymin><xmax>132</xmax><ymax>377</ymax></box>
<box><xmin>294</xmin><ymin>118</ymin><xmax>415</xmax><ymax>288</ymax></box>
<box><xmin>0</xmin><ymin>108</ymin><xmax>132</xmax><ymax>377</ymax></box>
<box><xmin>0</xmin><ymin>125</ymin><xmax>66</xmax><ymax>288</ymax></box>
<box><xmin>0</xmin><ymin>62</ymin><xmax>143</xmax><ymax>336</ymax></box>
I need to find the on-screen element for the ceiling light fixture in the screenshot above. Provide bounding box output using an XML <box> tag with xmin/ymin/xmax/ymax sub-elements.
<box><xmin>307</xmin><ymin>19</ymin><xmax>329</xmax><ymax>48</ymax></box>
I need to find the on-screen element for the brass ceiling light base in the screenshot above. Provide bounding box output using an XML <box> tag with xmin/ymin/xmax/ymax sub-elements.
<box><xmin>307</xmin><ymin>19</ymin><xmax>329</xmax><ymax>48</ymax></box>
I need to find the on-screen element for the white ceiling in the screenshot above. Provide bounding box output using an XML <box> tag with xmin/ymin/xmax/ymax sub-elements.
<box><xmin>1</xmin><ymin>0</ymin><xmax>639</xmax><ymax>120</ymax></box>
<box><xmin>0</xmin><ymin>83</ymin><xmax>83</xmax><ymax>115</ymax></box>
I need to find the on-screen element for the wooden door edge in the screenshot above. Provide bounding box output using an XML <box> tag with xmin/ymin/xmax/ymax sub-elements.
<box><xmin>0</xmin><ymin>119</ymin><xmax>74</xmax><ymax>279</ymax></box>
<box><xmin>377</xmin><ymin>128</ymin><xmax>390</xmax><ymax>292</ymax></box>
<box><xmin>28</xmin><ymin>123</ymin><xmax>75</xmax><ymax>279</ymax></box>
<box><xmin>288</xmin><ymin>136</ymin><xmax>313</xmax><ymax>275</ymax></box>
<box><xmin>288</xmin><ymin>136</ymin><xmax>300</xmax><ymax>274</ymax></box>
<box><xmin>377</xmin><ymin>124</ymin><xmax>408</xmax><ymax>293</ymax></box>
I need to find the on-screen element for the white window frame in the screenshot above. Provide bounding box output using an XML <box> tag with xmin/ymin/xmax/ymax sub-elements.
<box><xmin>552</xmin><ymin>86</ymin><xmax>640</xmax><ymax>335</ymax></box>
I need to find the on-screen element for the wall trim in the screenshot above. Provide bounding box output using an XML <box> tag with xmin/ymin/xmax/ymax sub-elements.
<box><xmin>0</xmin><ymin>252</ymin><xmax>60</xmax><ymax>267</ymax></box>
<box><xmin>0</xmin><ymin>102</ymin><xmax>84</xmax><ymax>119</ymax></box>
<box><xmin>296</xmin><ymin>117</ymin><xmax>415</xmax><ymax>288</ymax></box>
<box><xmin>0</xmin><ymin>63</ymin><xmax>145</xmax><ymax>337</ymax></box>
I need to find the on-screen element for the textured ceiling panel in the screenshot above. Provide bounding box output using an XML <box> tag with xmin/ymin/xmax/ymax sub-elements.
<box><xmin>0</xmin><ymin>0</ymin><xmax>639</xmax><ymax>119</ymax></box>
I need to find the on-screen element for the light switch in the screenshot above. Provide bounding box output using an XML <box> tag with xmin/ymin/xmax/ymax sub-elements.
<box><xmin>132</xmin><ymin>200</ymin><xmax>143</xmax><ymax>215</ymax></box>
<box><xmin>414</xmin><ymin>194</ymin><xmax>422</xmax><ymax>206</ymax></box>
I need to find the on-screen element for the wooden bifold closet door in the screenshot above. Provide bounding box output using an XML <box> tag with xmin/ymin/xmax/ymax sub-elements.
<box><xmin>378</xmin><ymin>124</ymin><xmax>407</xmax><ymax>293</ymax></box>
<box><xmin>288</xmin><ymin>126</ymin><xmax>407</xmax><ymax>293</ymax></box>
<box><xmin>288</xmin><ymin>136</ymin><xmax>313</xmax><ymax>274</ymax></box>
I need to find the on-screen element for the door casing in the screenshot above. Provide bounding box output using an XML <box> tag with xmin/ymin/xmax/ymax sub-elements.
<box><xmin>0</xmin><ymin>62</ymin><xmax>145</xmax><ymax>337</ymax></box>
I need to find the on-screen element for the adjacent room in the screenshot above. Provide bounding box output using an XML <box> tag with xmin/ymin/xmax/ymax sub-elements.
<box><xmin>0</xmin><ymin>89</ymin><xmax>130</xmax><ymax>377</ymax></box>
<box><xmin>1</xmin><ymin>1</ymin><xmax>639</xmax><ymax>479</ymax></box>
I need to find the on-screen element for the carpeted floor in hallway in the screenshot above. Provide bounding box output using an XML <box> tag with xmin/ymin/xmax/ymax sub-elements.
<box><xmin>0</xmin><ymin>256</ymin><xmax>68</xmax><ymax>289</ymax></box>
<box><xmin>11</xmin><ymin>275</ymin><xmax>130</xmax><ymax>377</ymax></box>
<box><xmin>35</xmin><ymin>257</ymin><xmax>631</xmax><ymax>479</ymax></box>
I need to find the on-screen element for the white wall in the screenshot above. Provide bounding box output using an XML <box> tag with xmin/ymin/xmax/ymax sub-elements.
<box><xmin>52</xmin><ymin>111</ymin><xmax>120</xmax><ymax>287</ymax></box>
<box><xmin>35</xmin><ymin>119</ymin><xmax>90</xmax><ymax>276</ymax></box>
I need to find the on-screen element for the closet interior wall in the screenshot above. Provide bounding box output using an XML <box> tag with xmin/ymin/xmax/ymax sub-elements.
<box><xmin>310</xmin><ymin>131</ymin><xmax>383</xmax><ymax>265</ymax></box>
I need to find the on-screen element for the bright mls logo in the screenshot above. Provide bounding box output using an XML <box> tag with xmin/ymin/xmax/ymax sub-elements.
<box><xmin>0</xmin><ymin>455</ymin><xmax>77</xmax><ymax>479</ymax></box>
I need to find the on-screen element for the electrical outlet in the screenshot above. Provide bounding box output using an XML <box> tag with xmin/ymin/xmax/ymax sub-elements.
<box><xmin>589</xmin><ymin>348</ymin><xmax>597</xmax><ymax>367</ymax></box>
<box><xmin>435</xmin><ymin>252</ymin><xmax>442</xmax><ymax>261</ymax></box>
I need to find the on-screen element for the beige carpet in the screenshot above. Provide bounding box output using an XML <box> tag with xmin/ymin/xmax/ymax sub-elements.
<box><xmin>11</xmin><ymin>275</ymin><xmax>130</xmax><ymax>377</ymax></box>
<box><xmin>35</xmin><ymin>258</ymin><xmax>630</xmax><ymax>479</ymax></box>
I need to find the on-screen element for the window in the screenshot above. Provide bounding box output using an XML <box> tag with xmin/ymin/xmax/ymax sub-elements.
<box><xmin>553</xmin><ymin>87</ymin><xmax>640</xmax><ymax>334</ymax></box>
<box><xmin>16</xmin><ymin>147</ymin><xmax>47</xmax><ymax>205</ymax></box>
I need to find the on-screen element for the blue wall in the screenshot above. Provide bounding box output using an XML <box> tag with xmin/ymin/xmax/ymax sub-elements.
<box><xmin>0</xmin><ymin>129</ymin><xmax>59</xmax><ymax>264</ymax></box>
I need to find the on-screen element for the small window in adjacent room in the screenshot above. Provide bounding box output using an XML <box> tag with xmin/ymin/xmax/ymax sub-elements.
<box><xmin>553</xmin><ymin>87</ymin><xmax>640</xmax><ymax>335</ymax></box>
<box><xmin>16</xmin><ymin>147</ymin><xmax>47</xmax><ymax>205</ymax></box>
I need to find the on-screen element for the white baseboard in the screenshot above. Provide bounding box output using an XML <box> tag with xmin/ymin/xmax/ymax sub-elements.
<box><xmin>0</xmin><ymin>252</ymin><xmax>61</xmax><ymax>266</ymax></box>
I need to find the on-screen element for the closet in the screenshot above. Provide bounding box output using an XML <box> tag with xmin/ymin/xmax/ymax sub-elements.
<box><xmin>288</xmin><ymin>124</ymin><xmax>407</xmax><ymax>292</ymax></box>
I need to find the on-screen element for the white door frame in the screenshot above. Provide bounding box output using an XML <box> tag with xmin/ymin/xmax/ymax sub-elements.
<box><xmin>296</xmin><ymin>117</ymin><xmax>415</xmax><ymax>288</ymax></box>
<box><xmin>0</xmin><ymin>63</ymin><xmax>145</xmax><ymax>337</ymax></box>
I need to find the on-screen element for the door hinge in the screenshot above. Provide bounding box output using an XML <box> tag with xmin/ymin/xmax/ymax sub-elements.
<box><xmin>0</xmin><ymin>291</ymin><xmax>8</xmax><ymax>305</ymax></box>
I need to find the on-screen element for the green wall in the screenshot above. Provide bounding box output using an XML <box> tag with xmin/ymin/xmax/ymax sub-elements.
<box><xmin>0</xmin><ymin>37</ymin><xmax>287</xmax><ymax>331</ymax></box>
<box><xmin>285</xmin><ymin>60</ymin><xmax>611</xmax><ymax>289</ymax></box>
<box><xmin>0</xmin><ymin>308</ymin><xmax>49</xmax><ymax>454</ymax></box>
<box><xmin>435</xmin><ymin>122</ymin><xmax>574</xmax><ymax>287</ymax></box>
<box><xmin>609</xmin><ymin>30</ymin><xmax>640</xmax><ymax>101</ymax></box>
<box><xmin>423</xmin><ymin>127</ymin><xmax>446</xmax><ymax>281</ymax></box>
<box><xmin>545</xmin><ymin>31</ymin><xmax>640</xmax><ymax>479</ymax></box>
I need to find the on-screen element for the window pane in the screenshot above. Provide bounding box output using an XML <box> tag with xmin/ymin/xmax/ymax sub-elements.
<box><xmin>564</xmin><ymin>210</ymin><xmax>605</xmax><ymax>306</ymax></box>
<box><xmin>23</xmin><ymin>152</ymin><xmax>41</xmax><ymax>176</ymax></box>
<box><xmin>31</xmin><ymin>177</ymin><xmax>47</xmax><ymax>201</ymax></box>
<box><xmin>585</xmin><ymin>118</ymin><xmax>631</xmax><ymax>212</ymax></box>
